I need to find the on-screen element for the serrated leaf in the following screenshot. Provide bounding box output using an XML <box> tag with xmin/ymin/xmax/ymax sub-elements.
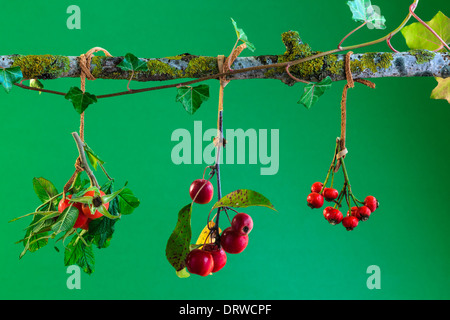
<box><xmin>65</xmin><ymin>86</ymin><xmax>97</xmax><ymax>114</ymax></box>
<box><xmin>175</xmin><ymin>84</ymin><xmax>210</xmax><ymax>115</ymax></box>
<box><xmin>211</xmin><ymin>189</ymin><xmax>276</xmax><ymax>211</ymax></box>
<box><xmin>64</xmin><ymin>236</ymin><xmax>95</xmax><ymax>275</ymax></box>
<box><xmin>347</xmin><ymin>0</ymin><xmax>386</xmax><ymax>29</ymax></box>
<box><xmin>51</xmin><ymin>206</ymin><xmax>79</xmax><ymax>235</ymax></box>
<box><xmin>118</xmin><ymin>188</ymin><xmax>140</xmax><ymax>215</ymax></box>
<box><xmin>32</xmin><ymin>177</ymin><xmax>59</xmax><ymax>205</ymax></box>
<box><xmin>231</xmin><ymin>18</ymin><xmax>256</xmax><ymax>51</ymax></box>
<box><xmin>166</xmin><ymin>204</ymin><xmax>192</xmax><ymax>273</ymax></box>
<box><xmin>0</xmin><ymin>66</ymin><xmax>23</xmax><ymax>93</ymax></box>
<box><xmin>117</xmin><ymin>53</ymin><xmax>148</xmax><ymax>72</ymax></box>
<box><xmin>401</xmin><ymin>11</ymin><xmax>450</xmax><ymax>51</ymax></box>
<box><xmin>298</xmin><ymin>76</ymin><xmax>333</xmax><ymax>109</ymax></box>
<box><xmin>431</xmin><ymin>77</ymin><xmax>450</xmax><ymax>103</ymax></box>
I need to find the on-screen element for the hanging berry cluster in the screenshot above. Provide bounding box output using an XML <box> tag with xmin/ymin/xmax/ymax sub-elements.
<box><xmin>306</xmin><ymin>139</ymin><xmax>379</xmax><ymax>231</ymax></box>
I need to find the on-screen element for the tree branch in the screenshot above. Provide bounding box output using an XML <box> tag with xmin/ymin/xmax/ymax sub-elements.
<box><xmin>1</xmin><ymin>31</ymin><xmax>448</xmax><ymax>88</ymax></box>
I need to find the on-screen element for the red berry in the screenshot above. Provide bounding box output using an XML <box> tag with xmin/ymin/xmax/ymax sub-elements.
<box><xmin>231</xmin><ymin>213</ymin><xmax>253</xmax><ymax>235</ymax></box>
<box><xmin>203</xmin><ymin>244</ymin><xmax>227</xmax><ymax>273</ymax></box>
<box><xmin>348</xmin><ymin>206</ymin><xmax>358</xmax><ymax>217</ymax></box>
<box><xmin>220</xmin><ymin>227</ymin><xmax>249</xmax><ymax>254</ymax></box>
<box><xmin>189</xmin><ymin>179</ymin><xmax>214</xmax><ymax>204</ymax></box>
<box><xmin>323</xmin><ymin>188</ymin><xmax>339</xmax><ymax>201</ymax></box>
<box><xmin>327</xmin><ymin>209</ymin><xmax>344</xmax><ymax>225</ymax></box>
<box><xmin>307</xmin><ymin>192</ymin><xmax>324</xmax><ymax>209</ymax></box>
<box><xmin>342</xmin><ymin>216</ymin><xmax>359</xmax><ymax>231</ymax></box>
<box><xmin>311</xmin><ymin>182</ymin><xmax>323</xmax><ymax>193</ymax></box>
<box><xmin>323</xmin><ymin>206</ymin><xmax>334</xmax><ymax>220</ymax></box>
<box><xmin>355</xmin><ymin>206</ymin><xmax>371</xmax><ymax>221</ymax></box>
<box><xmin>185</xmin><ymin>249</ymin><xmax>214</xmax><ymax>277</ymax></box>
<box><xmin>364</xmin><ymin>196</ymin><xmax>379</xmax><ymax>213</ymax></box>
<box><xmin>81</xmin><ymin>190</ymin><xmax>109</xmax><ymax>220</ymax></box>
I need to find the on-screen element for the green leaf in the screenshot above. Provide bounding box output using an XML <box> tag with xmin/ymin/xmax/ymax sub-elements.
<box><xmin>65</xmin><ymin>86</ymin><xmax>97</xmax><ymax>114</ymax></box>
<box><xmin>0</xmin><ymin>66</ymin><xmax>23</xmax><ymax>93</ymax></box>
<box><xmin>347</xmin><ymin>0</ymin><xmax>386</xmax><ymax>29</ymax></box>
<box><xmin>176</xmin><ymin>268</ymin><xmax>190</xmax><ymax>278</ymax></box>
<box><xmin>64</xmin><ymin>236</ymin><xmax>95</xmax><ymax>275</ymax></box>
<box><xmin>211</xmin><ymin>189</ymin><xmax>276</xmax><ymax>211</ymax></box>
<box><xmin>166</xmin><ymin>204</ymin><xmax>192</xmax><ymax>273</ymax></box>
<box><xmin>298</xmin><ymin>76</ymin><xmax>333</xmax><ymax>109</ymax></box>
<box><xmin>30</xmin><ymin>79</ymin><xmax>44</xmax><ymax>94</ymax></box>
<box><xmin>51</xmin><ymin>206</ymin><xmax>79</xmax><ymax>235</ymax></box>
<box><xmin>84</xmin><ymin>143</ymin><xmax>104</xmax><ymax>170</ymax></box>
<box><xmin>87</xmin><ymin>216</ymin><xmax>117</xmax><ymax>249</ymax></box>
<box><xmin>401</xmin><ymin>11</ymin><xmax>450</xmax><ymax>51</ymax></box>
<box><xmin>32</xmin><ymin>177</ymin><xmax>59</xmax><ymax>205</ymax></box>
<box><xmin>117</xmin><ymin>53</ymin><xmax>148</xmax><ymax>72</ymax></box>
<box><xmin>431</xmin><ymin>77</ymin><xmax>450</xmax><ymax>104</ymax></box>
<box><xmin>231</xmin><ymin>18</ymin><xmax>256</xmax><ymax>51</ymax></box>
<box><xmin>118</xmin><ymin>188</ymin><xmax>140</xmax><ymax>215</ymax></box>
<box><xmin>175</xmin><ymin>84</ymin><xmax>210</xmax><ymax>115</ymax></box>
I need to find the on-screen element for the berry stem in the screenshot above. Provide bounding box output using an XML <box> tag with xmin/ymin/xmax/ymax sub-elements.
<box><xmin>322</xmin><ymin>141</ymin><xmax>339</xmax><ymax>192</ymax></box>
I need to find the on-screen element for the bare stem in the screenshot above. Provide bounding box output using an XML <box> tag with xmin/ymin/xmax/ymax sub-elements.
<box><xmin>71</xmin><ymin>132</ymin><xmax>100</xmax><ymax>189</ymax></box>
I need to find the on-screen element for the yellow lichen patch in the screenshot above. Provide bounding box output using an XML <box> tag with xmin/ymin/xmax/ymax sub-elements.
<box><xmin>360</xmin><ymin>52</ymin><xmax>394</xmax><ymax>73</ymax></box>
<box><xmin>410</xmin><ymin>49</ymin><xmax>435</xmax><ymax>64</ymax></box>
<box><xmin>324</xmin><ymin>54</ymin><xmax>344</xmax><ymax>76</ymax></box>
<box><xmin>90</xmin><ymin>56</ymin><xmax>107</xmax><ymax>78</ymax></box>
<box><xmin>11</xmin><ymin>55</ymin><xmax>70</xmax><ymax>79</ymax></box>
<box><xmin>184</xmin><ymin>57</ymin><xmax>218</xmax><ymax>78</ymax></box>
<box><xmin>147</xmin><ymin>59</ymin><xmax>181</xmax><ymax>77</ymax></box>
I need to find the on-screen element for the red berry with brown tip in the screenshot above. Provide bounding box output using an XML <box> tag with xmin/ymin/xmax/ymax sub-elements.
<box><xmin>185</xmin><ymin>249</ymin><xmax>214</xmax><ymax>277</ymax></box>
<box><xmin>220</xmin><ymin>227</ymin><xmax>249</xmax><ymax>254</ymax></box>
<box><xmin>327</xmin><ymin>209</ymin><xmax>344</xmax><ymax>225</ymax></box>
<box><xmin>307</xmin><ymin>192</ymin><xmax>324</xmax><ymax>209</ymax></box>
<box><xmin>323</xmin><ymin>206</ymin><xmax>334</xmax><ymax>220</ymax></box>
<box><xmin>342</xmin><ymin>216</ymin><xmax>359</xmax><ymax>231</ymax></box>
<box><xmin>311</xmin><ymin>182</ymin><xmax>323</xmax><ymax>193</ymax></box>
<box><xmin>364</xmin><ymin>196</ymin><xmax>379</xmax><ymax>213</ymax></box>
<box><xmin>231</xmin><ymin>213</ymin><xmax>253</xmax><ymax>235</ymax></box>
<box><xmin>323</xmin><ymin>188</ymin><xmax>339</xmax><ymax>201</ymax></box>
<box><xmin>355</xmin><ymin>206</ymin><xmax>371</xmax><ymax>221</ymax></box>
<box><xmin>203</xmin><ymin>244</ymin><xmax>227</xmax><ymax>273</ymax></box>
<box><xmin>189</xmin><ymin>179</ymin><xmax>214</xmax><ymax>204</ymax></box>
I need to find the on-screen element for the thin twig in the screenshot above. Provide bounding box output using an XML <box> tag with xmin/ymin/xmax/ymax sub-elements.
<box><xmin>71</xmin><ymin>132</ymin><xmax>100</xmax><ymax>189</ymax></box>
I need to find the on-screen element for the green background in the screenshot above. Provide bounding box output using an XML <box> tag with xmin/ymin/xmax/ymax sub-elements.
<box><xmin>1</xmin><ymin>0</ymin><xmax>449</xmax><ymax>300</ymax></box>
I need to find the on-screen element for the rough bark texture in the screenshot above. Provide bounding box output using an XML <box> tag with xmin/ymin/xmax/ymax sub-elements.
<box><xmin>1</xmin><ymin>31</ymin><xmax>448</xmax><ymax>85</ymax></box>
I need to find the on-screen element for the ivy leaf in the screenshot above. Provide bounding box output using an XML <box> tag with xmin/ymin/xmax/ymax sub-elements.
<box><xmin>166</xmin><ymin>204</ymin><xmax>192</xmax><ymax>277</ymax></box>
<box><xmin>0</xmin><ymin>66</ymin><xmax>23</xmax><ymax>93</ymax></box>
<box><xmin>64</xmin><ymin>235</ymin><xmax>95</xmax><ymax>275</ymax></box>
<box><xmin>175</xmin><ymin>84</ymin><xmax>210</xmax><ymax>115</ymax></box>
<box><xmin>347</xmin><ymin>0</ymin><xmax>386</xmax><ymax>30</ymax></box>
<box><xmin>117</xmin><ymin>53</ymin><xmax>148</xmax><ymax>72</ymax></box>
<box><xmin>298</xmin><ymin>76</ymin><xmax>333</xmax><ymax>109</ymax></box>
<box><xmin>30</xmin><ymin>79</ymin><xmax>44</xmax><ymax>94</ymax></box>
<box><xmin>401</xmin><ymin>11</ymin><xmax>450</xmax><ymax>51</ymax></box>
<box><xmin>65</xmin><ymin>86</ymin><xmax>97</xmax><ymax>114</ymax></box>
<box><xmin>231</xmin><ymin>18</ymin><xmax>256</xmax><ymax>51</ymax></box>
<box><xmin>211</xmin><ymin>189</ymin><xmax>276</xmax><ymax>211</ymax></box>
<box><xmin>431</xmin><ymin>77</ymin><xmax>450</xmax><ymax>104</ymax></box>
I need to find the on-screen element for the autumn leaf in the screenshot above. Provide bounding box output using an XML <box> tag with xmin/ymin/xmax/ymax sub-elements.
<box><xmin>431</xmin><ymin>77</ymin><xmax>450</xmax><ymax>104</ymax></box>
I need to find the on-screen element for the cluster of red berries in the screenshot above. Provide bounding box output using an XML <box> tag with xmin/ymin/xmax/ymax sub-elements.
<box><xmin>57</xmin><ymin>190</ymin><xmax>109</xmax><ymax>231</ymax></box>
<box><xmin>307</xmin><ymin>182</ymin><xmax>379</xmax><ymax>231</ymax></box>
<box><xmin>185</xmin><ymin>212</ymin><xmax>253</xmax><ymax>277</ymax></box>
